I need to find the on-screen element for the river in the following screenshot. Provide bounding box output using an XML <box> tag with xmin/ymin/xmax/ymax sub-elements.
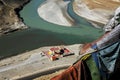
<box><xmin>0</xmin><ymin>0</ymin><xmax>103</xmax><ymax>58</ymax></box>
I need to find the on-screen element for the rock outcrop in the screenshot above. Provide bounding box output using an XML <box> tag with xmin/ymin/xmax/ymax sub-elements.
<box><xmin>0</xmin><ymin>0</ymin><xmax>30</xmax><ymax>36</ymax></box>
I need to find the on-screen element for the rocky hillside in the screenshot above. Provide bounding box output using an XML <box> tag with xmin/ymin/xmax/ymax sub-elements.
<box><xmin>0</xmin><ymin>0</ymin><xmax>30</xmax><ymax>36</ymax></box>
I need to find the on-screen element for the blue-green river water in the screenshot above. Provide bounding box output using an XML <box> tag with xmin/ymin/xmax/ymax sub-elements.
<box><xmin>0</xmin><ymin>0</ymin><xmax>103</xmax><ymax>58</ymax></box>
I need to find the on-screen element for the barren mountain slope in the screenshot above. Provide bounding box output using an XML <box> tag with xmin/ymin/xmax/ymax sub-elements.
<box><xmin>0</xmin><ymin>0</ymin><xmax>29</xmax><ymax>36</ymax></box>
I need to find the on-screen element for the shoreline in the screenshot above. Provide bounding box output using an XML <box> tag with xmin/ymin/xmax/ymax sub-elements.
<box><xmin>0</xmin><ymin>0</ymin><xmax>120</xmax><ymax>79</ymax></box>
<box><xmin>37</xmin><ymin>0</ymin><xmax>74</xmax><ymax>26</ymax></box>
<box><xmin>0</xmin><ymin>0</ymin><xmax>30</xmax><ymax>36</ymax></box>
<box><xmin>73</xmin><ymin>0</ymin><xmax>120</xmax><ymax>27</ymax></box>
<box><xmin>0</xmin><ymin>44</ymin><xmax>82</xmax><ymax>80</ymax></box>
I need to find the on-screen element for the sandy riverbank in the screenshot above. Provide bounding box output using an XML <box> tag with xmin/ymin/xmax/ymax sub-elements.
<box><xmin>73</xmin><ymin>0</ymin><xmax>120</xmax><ymax>27</ymax></box>
<box><xmin>1</xmin><ymin>0</ymin><xmax>120</xmax><ymax>79</ymax></box>
<box><xmin>37</xmin><ymin>0</ymin><xmax>74</xmax><ymax>26</ymax></box>
<box><xmin>0</xmin><ymin>44</ymin><xmax>82</xmax><ymax>80</ymax></box>
<box><xmin>37</xmin><ymin>0</ymin><xmax>120</xmax><ymax>28</ymax></box>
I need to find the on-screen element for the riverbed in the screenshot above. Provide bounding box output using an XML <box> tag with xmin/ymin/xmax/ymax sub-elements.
<box><xmin>0</xmin><ymin>0</ymin><xmax>103</xmax><ymax>58</ymax></box>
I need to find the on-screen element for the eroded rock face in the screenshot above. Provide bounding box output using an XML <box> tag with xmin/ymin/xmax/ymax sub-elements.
<box><xmin>0</xmin><ymin>0</ymin><xmax>30</xmax><ymax>36</ymax></box>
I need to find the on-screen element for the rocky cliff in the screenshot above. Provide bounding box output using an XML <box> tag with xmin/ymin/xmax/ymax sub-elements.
<box><xmin>0</xmin><ymin>0</ymin><xmax>30</xmax><ymax>36</ymax></box>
